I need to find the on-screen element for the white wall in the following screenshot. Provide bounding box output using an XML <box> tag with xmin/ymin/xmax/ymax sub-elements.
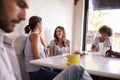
<box><xmin>6</xmin><ymin>0</ymin><xmax>85</xmax><ymax>52</ymax></box>
<box><xmin>7</xmin><ymin>0</ymin><xmax>74</xmax><ymax>46</ymax></box>
<box><xmin>72</xmin><ymin>0</ymin><xmax>84</xmax><ymax>51</ymax></box>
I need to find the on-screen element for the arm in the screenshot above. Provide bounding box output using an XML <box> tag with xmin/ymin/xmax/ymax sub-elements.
<box><xmin>30</xmin><ymin>34</ymin><xmax>40</xmax><ymax>59</ymax></box>
<box><xmin>40</xmin><ymin>35</ymin><xmax>47</xmax><ymax>53</ymax></box>
<box><xmin>40</xmin><ymin>35</ymin><xmax>47</xmax><ymax>48</ymax></box>
<box><xmin>49</xmin><ymin>47</ymin><xmax>54</xmax><ymax>56</ymax></box>
<box><xmin>49</xmin><ymin>40</ymin><xmax>55</xmax><ymax>56</ymax></box>
<box><xmin>91</xmin><ymin>37</ymin><xmax>99</xmax><ymax>52</ymax></box>
<box><xmin>53</xmin><ymin>65</ymin><xmax>92</xmax><ymax>80</ymax></box>
<box><xmin>91</xmin><ymin>44</ymin><xmax>99</xmax><ymax>52</ymax></box>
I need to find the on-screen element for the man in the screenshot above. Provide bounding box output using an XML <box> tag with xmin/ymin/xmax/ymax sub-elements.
<box><xmin>0</xmin><ymin>0</ymin><xmax>28</xmax><ymax>80</ymax></box>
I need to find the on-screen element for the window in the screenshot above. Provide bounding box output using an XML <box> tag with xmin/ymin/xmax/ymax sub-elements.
<box><xmin>83</xmin><ymin>0</ymin><xmax>120</xmax><ymax>51</ymax></box>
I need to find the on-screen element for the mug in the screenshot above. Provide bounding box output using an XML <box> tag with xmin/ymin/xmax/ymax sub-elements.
<box><xmin>63</xmin><ymin>54</ymin><xmax>80</xmax><ymax>65</ymax></box>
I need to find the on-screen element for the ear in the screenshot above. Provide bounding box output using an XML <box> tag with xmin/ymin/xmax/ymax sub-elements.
<box><xmin>37</xmin><ymin>23</ymin><xmax>40</xmax><ymax>26</ymax></box>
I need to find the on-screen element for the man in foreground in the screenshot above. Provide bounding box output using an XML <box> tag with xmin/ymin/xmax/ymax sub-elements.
<box><xmin>0</xmin><ymin>0</ymin><xmax>28</xmax><ymax>80</ymax></box>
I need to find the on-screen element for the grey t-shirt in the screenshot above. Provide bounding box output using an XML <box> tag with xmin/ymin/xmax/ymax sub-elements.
<box><xmin>49</xmin><ymin>39</ymin><xmax>70</xmax><ymax>55</ymax></box>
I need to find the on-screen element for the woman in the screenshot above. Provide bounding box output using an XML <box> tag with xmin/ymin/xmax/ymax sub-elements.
<box><xmin>91</xmin><ymin>25</ymin><xmax>112</xmax><ymax>52</ymax></box>
<box><xmin>49</xmin><ymin>26</ymin><xmax>70</xmax><ymax>56</ymax></box>
<box><xmin>24</xmin><ymin>16</ymin><xmax>58</xmax><ymax>80</ymax></box>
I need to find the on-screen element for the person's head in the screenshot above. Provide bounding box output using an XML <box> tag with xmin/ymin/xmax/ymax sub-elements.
<box><xmin>0</xmin><ymin>0</ymin><xmax>28</xmax><ymax>33</ymax></box>
<box><xmin>54</xmin><ymin>26</ymin><xmax>66</xmax><ymax>40</ymax></box>
<box><xmin>99</xmin><ymin>25</ymin><xmax>112</xmax><ymax>39</ymax></box>
<box><xmin>24</xmin><ymin>16</ymin><xmax>42</xmax><ymax>34</ymax></box>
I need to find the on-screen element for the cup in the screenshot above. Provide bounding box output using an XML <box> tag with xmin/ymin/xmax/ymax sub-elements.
<box><xmin>99</xmin><ymin>43</ymin><xmax>109</xmax><ymax>56</ymax></box>
<box><xmin>103</xmin><ymin>47</ymin><xmax>110</xmax><ymax>56</ymax></box>
<box><xmin>63</xmin><ymin>54</ymin><xmax>80</xmax><ymax>65</ymax></box>
<box><xmin>99</xmin><ymin>43</ymin><xmax>105</xmax><ymax>56</ymax></box>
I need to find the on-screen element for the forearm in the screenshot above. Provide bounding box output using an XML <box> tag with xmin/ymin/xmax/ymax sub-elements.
<box><xmin>40</xmin><ymin>36</ymin><xmax>46</xmax><ymax>48</ymax></box>
<box><xmin>49</xmin><ymin>47</ymin><xmax>54</xmax><ymax>56</ymax></box>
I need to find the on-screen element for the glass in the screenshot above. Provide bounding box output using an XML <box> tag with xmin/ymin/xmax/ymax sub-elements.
<box><xmin>73</xmin><ymin>43</ymin><xmax>80</xmax><ymax>52</ymax></box>
<box><xmin>99</xmin><ymin>43</ymin><xmax>110</xmax><ymax>56</ymax></box>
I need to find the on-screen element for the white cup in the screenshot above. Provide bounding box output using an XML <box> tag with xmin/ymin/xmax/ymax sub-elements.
<box><xmin>99</xmin><ymin>43</ymin><xmax>105</xmax><ymax>56</ymax></box>
<box><xmin>99</xmin><ymin>43</ymin><xmax>109</xmax><ymax>56</ymax></box>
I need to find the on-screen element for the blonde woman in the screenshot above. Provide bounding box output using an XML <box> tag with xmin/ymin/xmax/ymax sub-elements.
<box><xmin>49</xmin><ymin>26</ymin><xmax>70</xmax><ymax>56</ymax></box>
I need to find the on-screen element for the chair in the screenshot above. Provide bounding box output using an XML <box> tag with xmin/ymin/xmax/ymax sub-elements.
<box><xmin>14</xmin><ymin>35</ymin><xmax>30</xmax><ymax>80</ymax></box>
<box><xmin>44</xmin><ymin>46</ymin><xmax>50</xmax><ymax>57</ymax></box>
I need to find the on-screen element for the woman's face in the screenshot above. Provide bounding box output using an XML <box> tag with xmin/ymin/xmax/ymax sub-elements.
<box><xmin>37</xmin><ymin>23</ymin><xmax>42</xmax><ymax>33</ymax></box>
<box><xmin>100</xmin><ymin>32</ymin><xmax>108</xmax><ymax>39</ymax></box>
<box><xmin>56</xmin><ymin>28</ymin><xmax>64</xmax><ymax>39</ymax></box>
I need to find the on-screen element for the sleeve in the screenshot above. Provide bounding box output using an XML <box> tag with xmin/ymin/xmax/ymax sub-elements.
<box><xmin>49</xmin><ymin>40</ymin><xmax>55</xmax><ymax>47</ymax></box>
<box><xmin>53</xmin><ymin>65</ymin><xmax>92</xmax><ymax>80</ymax></box>
<box><xmin>92</xmin><ymin>37</ymin><xmax>99</xmax><ymax>48</ymax></box>
<box><xmin>0</xmin><ymin>55</ymin><xmax>10</xmax><ymax>80</ymax></box>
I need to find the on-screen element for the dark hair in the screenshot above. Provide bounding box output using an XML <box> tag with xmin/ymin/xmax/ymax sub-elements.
<box><xmin>54</xmin><ymin>26</ymin><xmax>69</xmax><ymax>47</ymax></box>
<box><xmin>99</xmin><ymin>25</ymin><xmax>112</xmax><ymax>37</ymax></box>
<box><xmin>24</xmin><ymin>16</ymin><xmax>42</xmax><ymax>34</ymax></box>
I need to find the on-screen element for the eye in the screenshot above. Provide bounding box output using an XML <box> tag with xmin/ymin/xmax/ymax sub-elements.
<box><xmin>17</xmin><ymin>1</ymin><xmax>28</xmax><ymax>8</ymax></box>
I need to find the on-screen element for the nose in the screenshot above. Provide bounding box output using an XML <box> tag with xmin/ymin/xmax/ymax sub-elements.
<box><xmin>18</xmin><ymin>9</ymin><xmax>26</xmax><ymax>20</ymax></box>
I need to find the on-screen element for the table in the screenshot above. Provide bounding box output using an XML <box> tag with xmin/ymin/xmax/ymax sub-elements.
<box><xmin>30</xmin><ymin>52</ymin><xmax>120</xmax><ymax>79</ymax></box>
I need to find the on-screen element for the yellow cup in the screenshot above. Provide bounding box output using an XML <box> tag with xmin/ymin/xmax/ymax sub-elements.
<box><xmin>63</xmin><ymin>54</ymin><xmax>80</xmax><ymax>65</ymax></box>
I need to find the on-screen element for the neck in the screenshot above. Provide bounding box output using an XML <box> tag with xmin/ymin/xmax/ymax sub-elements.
<box><xmin>58</xmin><ymin>38</ymin><xmax>63</xmax><ymax>42</ymax></box>
<box><xmin>100</xmin><ymin>37</ymin><xmax>105</xmax><ymax>42</ymax></box>
<box><xmin>32</xmin><ymin>29</ymin><xmax>39</xmax><ymax>34</ymax></box>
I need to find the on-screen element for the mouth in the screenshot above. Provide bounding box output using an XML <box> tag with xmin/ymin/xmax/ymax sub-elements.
<box><xmin>11</xmin><ymin>20</ymin><xmax>21</xmax><ymax>27</ymax></box>
<box><xmin>11</xmin><ymin>19</ymin><xmax>21</xmax><ymax>24</ymax></box>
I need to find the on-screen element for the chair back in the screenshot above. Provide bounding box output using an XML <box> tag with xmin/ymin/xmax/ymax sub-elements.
<box><xmin>14</xmin><ymin>35</ymin><xmax>30</xmax><ymax>80</ymax></box>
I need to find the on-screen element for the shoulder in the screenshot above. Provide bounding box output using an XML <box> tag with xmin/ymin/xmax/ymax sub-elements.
<box><xmin>49</xmin><ymin>39</ymin><xmax>56</xmax><ymax>46</ymax></box>
<box><xmin>50</xmin><ymin>39</ymin><xmax>55</xmax><ymax>43</ymax></box>
<box><xmin>105</xmin><ymin>38</ymin><xmax>111</xmax><ymax>41</ymax></box>
<box><xmin>29</xmin><ymin>33</ymin><xmax>39</xmax><ymax>42</ymax></box>
<box><xmin>66</xmin><ymin>39</ymin><xmax>70</xmax><ymax>43</ymax></box>
<box><xmin>94</xmin><ymin>37</ymin><xmax>99</xmax><ymax>41</ymax></box>
<box><xmin>95</xmin><ymin>37</ymin><xmax>99</xmax><ymax>39</ymax></box>
<box><xmin>65</xmin><ymin>39</ymin><xmax>70</xmax><ymax>47</ymax></box>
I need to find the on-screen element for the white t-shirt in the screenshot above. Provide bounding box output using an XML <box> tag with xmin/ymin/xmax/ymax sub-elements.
<box><xmin>93</xmin><ymin>37</ymin><xmax>112</xmax><ymax>48</ymax></box>
<box><xmin>49</xmin><ymin>39</ymin><xmax>70</xmax><ymax>55</ymax></box>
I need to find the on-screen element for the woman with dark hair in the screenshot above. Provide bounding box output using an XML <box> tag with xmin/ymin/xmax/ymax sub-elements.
<box><xmin>49</xmin><ymin>26</ymin><xmax>70</xmax><ymax>56</ymax></box>
<box><xmin>91</xmin><ymin>25</ymin><xmax>112</xmax><ymax>52</ymax></box>
<box><xmin>24</xmin><ymin>16</ymin><xmax>58</xmax><ymax>80</ymax></box>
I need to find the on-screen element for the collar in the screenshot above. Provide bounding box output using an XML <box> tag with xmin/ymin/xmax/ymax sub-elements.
<box><xmin>0</xmin><ymin>29</ymin><xmax>13</xmax><ymax>46</ymax></box>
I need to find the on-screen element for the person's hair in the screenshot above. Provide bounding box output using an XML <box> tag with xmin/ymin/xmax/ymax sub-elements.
<box><xmin>99</xmin><ymin>25</ymin><xmax>112</xmax><ymax>37</ymax></box>
<box><xmin>0</xmin><ymin>0</ymin><xmax>3</xmax><ymax>9</ymax></box>
<box><xmin>24</xmin><ymin>16</ymin><xmax>42</xmax><ymax>34</ymax></box>
<box><xmin>54</xmin><ymin>26</ymin><xmax>69</xmax><ymax>47</ymax></box>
